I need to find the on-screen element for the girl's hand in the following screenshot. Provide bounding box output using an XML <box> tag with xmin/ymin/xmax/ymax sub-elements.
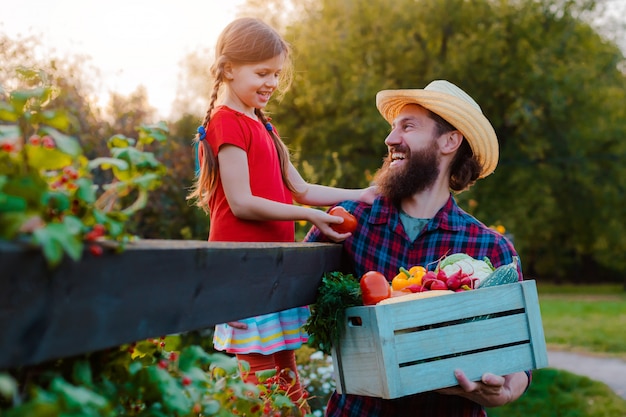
<box><xmin>310</xmin><ymin>210</ymin><xmax>353</xmax><ymax>242</ymax></box>
<box><xmin>227</xmin><ymin>321</ymin><xmax>248</xmax><ymax>330</ymax></box>
<box><xmin>358</xmin><ymin>185</ymin><xmax>379</xmax><ymax>205</ymax></box>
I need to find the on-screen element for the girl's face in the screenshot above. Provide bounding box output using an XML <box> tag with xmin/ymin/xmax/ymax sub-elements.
<box><xmin>224</xmin><ymin>53</ymin><xmax>285</xmax><ymax>116</ymax></box>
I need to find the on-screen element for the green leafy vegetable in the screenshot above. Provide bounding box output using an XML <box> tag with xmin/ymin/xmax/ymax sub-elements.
<box><xmin>304</xmin><ymin>272</ymin><xmax>362</xmax><ymax>355</ymax></box>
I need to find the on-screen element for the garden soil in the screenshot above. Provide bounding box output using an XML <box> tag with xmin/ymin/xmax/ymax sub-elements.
<box><xmin>548</xmin><ymin>350</ymin><xmax>626</xmax><ymax>399</ymax></box>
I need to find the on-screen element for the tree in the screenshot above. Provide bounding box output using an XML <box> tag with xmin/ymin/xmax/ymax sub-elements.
<box><xmin>266</xmin><ymin>0</ymin><xmax>626</xmax><ymax>281</ymax></box>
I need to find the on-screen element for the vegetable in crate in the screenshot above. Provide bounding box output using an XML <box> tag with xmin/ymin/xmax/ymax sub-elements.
<box><xmin>391</xmin><ymin>265</ymin><xmax>426</xmax><ymax>291</ymax></box>
<box><xmin>477</xmin><ymin>256</ymin><xmax>520</xmax><ymax>288</ymax></box>
<box><xmin>360</xmin><ymin>271</ymin><xmax>392</xmax><ymax>305</ymax></box>
<box><xmin>304</xmin><ymin>272</ymin><xmax>362</xmax><ymax>355</ymax></box>
<box><xmin>435</xmin><ymin>253</ymin><xmax>495</xmax><ymax>288</ymax></box>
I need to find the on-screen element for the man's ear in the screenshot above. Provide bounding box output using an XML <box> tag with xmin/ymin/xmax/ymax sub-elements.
<box><xmin>440</xmin><ymin>130</ymin><xmax>463</xmax><ymax>155</ymax></box>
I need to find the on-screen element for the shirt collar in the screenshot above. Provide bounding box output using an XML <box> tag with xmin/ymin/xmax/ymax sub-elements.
<box><xmin>366</xmin><ymin>194</ymin><xmax>462</xmax><ymax>232</ymax></box>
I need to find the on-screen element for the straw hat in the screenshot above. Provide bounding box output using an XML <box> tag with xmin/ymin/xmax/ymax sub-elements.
<box><xmin>376</xmin><ymin>80</ymin><xmax>498</xmax><ymax>178</ymax></box>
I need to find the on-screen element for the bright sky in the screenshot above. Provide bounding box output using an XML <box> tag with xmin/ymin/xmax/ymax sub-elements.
<box><xmin>1</xmin><ymin>0</ymin><xmax>246</xmax><ymax>118</ymax></box>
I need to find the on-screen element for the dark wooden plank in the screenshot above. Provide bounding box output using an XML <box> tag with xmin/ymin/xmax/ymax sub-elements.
<box><xmin>0</xmin><ymin>240</ymin><xmax>348</xmax><ymax>370</ymax></box>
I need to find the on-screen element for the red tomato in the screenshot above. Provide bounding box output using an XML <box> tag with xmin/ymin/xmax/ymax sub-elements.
<box><xmin>360</xmin><ymin>271</ymin><xmax>392</xmax><ymax>305</ymax></box>
<box><xmin>329</xmin><ymin>206</ymin><xmax>358</xmax><ymax>234</ymax></box>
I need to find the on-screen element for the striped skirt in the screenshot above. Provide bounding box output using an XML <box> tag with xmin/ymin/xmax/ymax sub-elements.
<box><xmin>213</xmin><ymin>306</ymin><xmax>310</xmax><ymax>354</ymax></box>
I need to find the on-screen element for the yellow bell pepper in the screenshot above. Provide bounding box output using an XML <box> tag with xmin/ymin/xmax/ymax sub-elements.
<box><xmin>391</xmin><ymin>265</ymin><xmax>427</xmax><ymax>290</ymax></box>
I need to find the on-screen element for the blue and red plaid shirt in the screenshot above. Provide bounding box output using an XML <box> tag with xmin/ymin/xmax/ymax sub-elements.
<box><xmin>305</xmin><ymin>194</ymin><xmax>524</xmax><ymax>417</ymax></box>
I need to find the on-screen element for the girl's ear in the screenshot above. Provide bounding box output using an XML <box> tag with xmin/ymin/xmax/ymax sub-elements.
<box><xmin>223</xmin><ymin>63</ymin><xmax>234</xmax><ymax>80</ymax></box>
<box><xmin>440</xmin><ymin>130</ymin><xmax>463</xmax><ymax>155</ymax></box>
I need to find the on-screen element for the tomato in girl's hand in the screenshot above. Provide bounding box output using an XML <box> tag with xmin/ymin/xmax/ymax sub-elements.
<box><xmin>360</xmin><ymin>271</ymin><xmax>392</xmax><ymax>305</ymax></box>
<box><xmin>329</xmin><ymin>206</ymin><xmax>358</xmax><ymax>234</ymax></box>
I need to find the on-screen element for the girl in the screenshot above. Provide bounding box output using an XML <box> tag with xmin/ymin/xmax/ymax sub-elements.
<box><xmin>187</xmin><ymin>17</ymin><xmax>376</xmax><ymax>414</ymax></box>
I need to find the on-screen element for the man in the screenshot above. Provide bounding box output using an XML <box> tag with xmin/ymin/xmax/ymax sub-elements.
<box><xmin>305</xmin><ymin>80</ymin><xmax>530</xmax><ymax>416</ymax></box>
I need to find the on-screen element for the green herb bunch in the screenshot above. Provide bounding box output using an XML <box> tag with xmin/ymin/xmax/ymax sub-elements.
<box><xmin>305</xmin><ymin>272</ymin><xmax>362</xmax><ymax>355</ymax></box>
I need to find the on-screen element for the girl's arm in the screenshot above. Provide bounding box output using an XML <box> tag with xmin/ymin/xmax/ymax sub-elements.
<box><xmin>217</xmin><ymin>145</ymin><xmax>350</xmax><ymax>240</ymax></box>
<box><xmin>287</xmin><ymin>163</ymin><xmax>378</xmax><ymax>206</ymax></box>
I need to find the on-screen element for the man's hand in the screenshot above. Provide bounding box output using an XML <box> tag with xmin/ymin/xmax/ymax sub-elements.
<box><xmin>437</xmin><ymin>369</ymin><xmax>528</xmax><ymax>408</ymax></box>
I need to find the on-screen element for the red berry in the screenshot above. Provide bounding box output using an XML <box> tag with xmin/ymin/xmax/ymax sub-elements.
<box><xmin>29</xmin><ymin>135</ymin><xmax>41</xmax><ymax>146</ymax></box>
<box><xmin>63</xmin><ymin>166</ymin><xmax>79</xmax><ymax>180</ymax></box>
<box><xmin>181</xmin><ymin>376</ymin><xmax>192</xmax><ymax>386</ymax></box>
<box><xmin>42</xmin><ymin>136</ymin><xmax>55</xmax><ymax>148</ymax></box>
<box><xmin>158</xmin><ymin>360</ymin><xmax>168</xmax><ymax>369</ymax></box>
<box><xmin>88</xmin><ymin>244</ymin><xmax>103</xmax><ymax>257</ymax></box>
<box><xmin>1</xmin><ymin>142</ymin><xmax>14</xmax><ymax>152</ymax></box>
<box><xmin>92</xmin><ymin>224</ymin><xmax>106</xmax><ymax>237</ymax></box>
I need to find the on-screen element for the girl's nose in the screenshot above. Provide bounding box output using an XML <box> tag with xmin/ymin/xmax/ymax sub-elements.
<box><xmin>266</xmin><ymin>75</ymin><xmax>279</xmax><ymax>88</ymax></box>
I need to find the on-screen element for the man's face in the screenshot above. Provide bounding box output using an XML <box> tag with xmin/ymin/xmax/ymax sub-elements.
<box><xmin>374</xmin><ymin>105</ymin><xmax>441</xmax><ymax>201</ymax></box>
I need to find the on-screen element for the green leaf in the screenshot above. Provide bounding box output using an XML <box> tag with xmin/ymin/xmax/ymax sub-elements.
<box><xmin>38</xmin><ymin>109</ymin><xmax>77</xmax><ymax>131</ymax></box>
<box><xmin>40</xmin><ymin>128</ymin><xmax>82</xmax><ymax>157</ymax></box>
<box><xmin>62</xmin><ymin>215</ymin><xmax>84</xmax><ymax>236</ymax></box>
<box><xmin>33</xmin><ymin>223</ymin><xmax>83</xmax><ymax>266</ymax></box>
<box><xmin>75</xmin><ymin>178</ymin><xmax>96</xmax><ymax>203</ymax></box>
<box><xmin>256</xmin><ymin>368</ymin><xmax>278</xmax><ymax>382</ymax></box>
<box><xmin>107</xmin><ymin>134</ymin><xmax>135</xmax><ymax>149</ymax></box>
<box><xmin>0</xmin><ymin>373</ymin><xmax>17</xmax><ymax>400</ymax></box>
<box><xmin>131</xmin><ymin>173</ymin><xmax>161</xmax><ymax>189</ymax></box>
<box><xmin>2</xmin><ymin>172</ymin><xmax>48</xmax><ymax>207</ymax></box>
<box><xmin>138</xmin><ymin>367</ymin><xmax>191</xmax><ymax>413</ymax></box>
<box><xmin>177</xmin><ymin>346</ymin><xmax>213</xmax><ymax>372</ymax></box>
<box><xmin>0</xmin><ymin>193</ymin><xmax>27</xmax><ymax>212</ymax></box>
<box><xmin>72</xmin><ymin>361</ymin><xmax>93</xmax><ymax>387</ymax></box>
<box><xmin>137</xmin><ymin>122</ymin><xmax>169</xmax><ymax>145</ymax></box>
<box><xmin>202</xmin><ymin>400</ymin><xmax>222</xmax><ymax>415</ymax></box>
<box><xmin>26</xmin><ymin>146</ymin><xmax>73</xmax><ymax>170</ymax></box>
<box><xmin>50</xmin><ymin>377</ymin><xmax>109</xmax><ymax>411</ymax></box>
<box><xmin>42</xmin><ymin>191</ymin><xmax>70</xmax><ymax>212</ymax></box>
<box><xmin>0</xmin><ymin>213</ymin><xmax>29</xmax><ymax>239</ymax></box>
<box><xmin>129</xmin><ymin>361</ymin><xmax>143</xmax><ymax>375</ymax></box>
<box><xmin>0</xmin><ymin>102</ymin><xmax>18</xmax><ymax>122</ymax></box>
<box><xmin>87</xmin><ymin>157</ymin><xmax>129</xmax><ymax>172</ymax></box>
<box><xmin>271</xmin><ymin>394</ymin><xmax>294</xmax><ymax>409</ymax></box>
<box><xmin>0</xmin><ymin>125</ymin><xmax>20</xmax><ymax>139</ymax></box>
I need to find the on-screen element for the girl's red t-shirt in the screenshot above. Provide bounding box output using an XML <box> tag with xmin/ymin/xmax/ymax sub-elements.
<box><xmin>206</xmin><ymin>106</ymin><xmax>294</xmax><ymax>242</ymax></box>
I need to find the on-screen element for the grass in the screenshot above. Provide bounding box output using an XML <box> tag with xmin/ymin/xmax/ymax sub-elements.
<box><xmin>487</xmin><ymin>368</ymin><xmax>626</xmax><ymax>417</ymax></box>
<box><xmin>537</xmin><ymin>283</ymin><xmax>626</xmax><ymax>358</ymax></box>
<box><xmin>486</xmin><ymin>282</ymin><xmax>626</xmax><ymax>416</ymax></box>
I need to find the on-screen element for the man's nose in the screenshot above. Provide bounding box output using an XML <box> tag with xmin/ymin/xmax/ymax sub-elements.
<box><xmin>384</xmin><ymin>128</ymin><xmax>400</xmax><ymax>146</ymax></box>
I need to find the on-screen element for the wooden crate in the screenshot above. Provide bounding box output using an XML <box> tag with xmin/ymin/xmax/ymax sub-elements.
<box><xmin>331</xmin><ymin>280</ymin><xmax>548</xmax><ymax>399</ymax></box>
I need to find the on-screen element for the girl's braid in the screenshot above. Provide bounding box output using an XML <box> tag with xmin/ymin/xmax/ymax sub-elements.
<box><xmin>202</xmin><ymin>66</ymin><xmax>223</xmax><ymax>128</ymax></box>
<box><xmin>187</xmin><ymin>65</ymin><xmax>224</xmax><ymax>212</ymax></box>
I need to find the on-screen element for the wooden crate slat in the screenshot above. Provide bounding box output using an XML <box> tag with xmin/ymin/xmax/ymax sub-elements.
<box><xmin>394</xmin><ymin>313</ymin><xmax>530</xmax><ymax>364</ymax></box>
<box><xmin>397</xmin><ymin>344</ymin><xmax>535</xmax><ymax>394</ymax></box>
<box><xmin>385</xmin><ymin>283</ymin><xmax>526</xmax><ymax>331</ymax></box>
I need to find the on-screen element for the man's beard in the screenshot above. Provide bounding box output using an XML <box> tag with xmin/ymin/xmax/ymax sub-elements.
<box><xmin>373</xmin><ymin>141</ymin><xmax>440</xmax><ymax>203</ymax></box>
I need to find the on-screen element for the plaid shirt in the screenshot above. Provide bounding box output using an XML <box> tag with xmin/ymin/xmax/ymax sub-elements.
<box><xmin>305</xmin><ymin>194</ymin><xmax>522</xmax><ymax>417</ymax></box>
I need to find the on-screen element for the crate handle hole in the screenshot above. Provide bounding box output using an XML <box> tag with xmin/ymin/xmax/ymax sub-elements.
<box><xmin>348</xmin><ymin>316</ymin><xmax>363</xmax><ymax>326</ymax></box>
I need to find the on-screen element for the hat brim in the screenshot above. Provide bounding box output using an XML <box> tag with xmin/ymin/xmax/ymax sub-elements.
<box><xmin>376</xmin><ymin>89</ymin><xmax>498</xmax><ymax>178</ymax></box>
